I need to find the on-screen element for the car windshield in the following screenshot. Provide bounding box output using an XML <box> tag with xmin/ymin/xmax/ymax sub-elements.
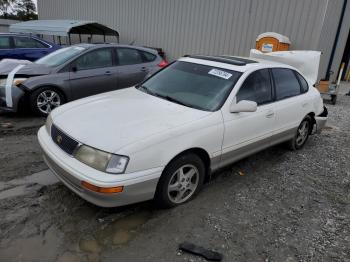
<box><xmin>139</xmin><ymin>61</ymin><xmax>241</xmax><ymax>111</ymax></box>
<box><xmin>35</xmin><ymin>46</ymin><xmax>87</xmax><ymax>67</ymax></box>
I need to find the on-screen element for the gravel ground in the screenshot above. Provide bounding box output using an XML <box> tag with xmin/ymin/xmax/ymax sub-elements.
<box><xmin>0</xmin><ymin>85</ymin><xmax>349</xmax><ymax>262</ymax></box>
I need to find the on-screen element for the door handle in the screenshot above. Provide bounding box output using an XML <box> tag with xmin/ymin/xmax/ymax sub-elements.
<box><xmin>265</xmin><ymin>110</ymin><xmax>274</xmax><ymax>118</ymax></box>
<box><xmin>140</xmin><ymin>67</ymin><xmax>147</xmax><ymax>72</ymax></box>
<box><xmin>104</xmin><ymin>71</ymin><xmax>112</xmax><ymax>75</ymax></box>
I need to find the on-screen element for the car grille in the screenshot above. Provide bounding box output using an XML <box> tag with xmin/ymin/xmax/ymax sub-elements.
<box><xmin>51</xmin><ymin>125</ymin><xmax>79</xmax><ymax>155</ymax></box>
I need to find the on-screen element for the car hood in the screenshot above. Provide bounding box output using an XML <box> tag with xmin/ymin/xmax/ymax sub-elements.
<box><xmin>0</xmin><ymin>59</ymin><xmax>52</xmax><ymax>76</ymax></box>
<box><xmin>52</xmin><ymin>87</ymin><xmax>212</xmax><ymax>153</ymax></box>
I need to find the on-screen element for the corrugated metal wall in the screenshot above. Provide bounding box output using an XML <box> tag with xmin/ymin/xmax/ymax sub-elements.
<box><xmin>0</xmin><ymin>19</ymin><xmax>19</xmax><ymax>33</ymax></box>
<box><xmin>318</xmin><ymin>0</ymin><xmax>350</xmax><ymax>80</ymax></box>
<box><xmin>38</xmin><ymin>0</ymin><xmax>345</xmax><ymax>79</ymax></box>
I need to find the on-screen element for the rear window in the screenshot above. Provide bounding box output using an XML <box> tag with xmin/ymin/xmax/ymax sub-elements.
<box><xmin>295</xmin><ymin>72</ymin><xmax>309</xmax><ymax>93</ymax></box>
<box><xmin>0</xmin><ymin>36</ymin><xmax>11</xmax><ymax>49</ymax></box>
<box><xmin>117</xmin><ymin>48</ymin><xmax>143</xmax><ymax>65</ymax></box>
<box><xmin>272</xmin><ymin>68</ymin><xmax>301</xmax><ymax>100</ymax></box>
<box><xmin>141</xmin><ymin>51</ymin><xmax>156</xmax><ymax>62</ymax></box>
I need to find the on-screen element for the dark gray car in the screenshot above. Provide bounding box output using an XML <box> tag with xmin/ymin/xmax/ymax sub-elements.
<box><xmin>0</xmin><ymin>43</ymin><xmax>167</xmax><ymax>115</ymax></box>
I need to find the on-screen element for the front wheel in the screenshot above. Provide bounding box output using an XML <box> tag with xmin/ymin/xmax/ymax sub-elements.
<box><xmin>288</xmin><ymin>116</ymin><xmax>312</xmax><ymax>150</ymax></box>
<box><xmin>154</xmin><ymin>153</ymin><xmax>205</xmax><ymax>208</ymax></box>
<box><xmin>30</xmin><ymin>87</ymin><xmax>65</xmax><ymax>116</ymax></box>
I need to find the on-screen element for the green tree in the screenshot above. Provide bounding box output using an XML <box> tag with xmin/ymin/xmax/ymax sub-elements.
<box><xmin>13</xmin><ymin>0</ymin><xmax>37</xmax><ymax>20</ymax></box>
<box><xmin>0</xmin><ymin>0</ymin><xmax>17</xmax><ymax>18</ymax></box>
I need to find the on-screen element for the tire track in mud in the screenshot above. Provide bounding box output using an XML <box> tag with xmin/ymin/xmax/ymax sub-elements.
<box><xmin>0</xmin><ymin>125</ymin><xmax>42</xmax><ymax>137</ymax></box>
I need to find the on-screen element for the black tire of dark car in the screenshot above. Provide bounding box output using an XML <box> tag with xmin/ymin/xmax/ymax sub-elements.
<box><xmin>288</xmin><ymin>115</ymin><xmax>312</xmax><ymax>150</ymax></box>
<box><xmin>29</xmin><ymin>87</ymin><xmax>65</xmax><ymax>116</ymax></box>
<box><xmin>155</xmin><ymin>153</ymin><xmax>205</xmax><ymax>208</ymax></box>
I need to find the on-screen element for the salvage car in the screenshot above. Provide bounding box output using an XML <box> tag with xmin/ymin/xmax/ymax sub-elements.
<box><xmin>0</xmin><ymin>43</ymin><xmax>167</xmax><ymax>115</ymax></box>
<box><xmin>38</xmin><ymin>55</ymin><xmax>328</xmax><ymax>208</ymax></box>
<box><xmin>0</xmin><ymin>33</ymin><xmax>60</xmax><ymax>61</ymax></box>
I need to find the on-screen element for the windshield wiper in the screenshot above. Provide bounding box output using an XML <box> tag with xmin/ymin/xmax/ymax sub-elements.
<box><xmin>137</xmin><ymin>85</ymin><xmax>199</xmax><ymax>110</ymax></box>
<box><xmin>137</xmin><ymin>85</ymin><xmax>158</xmax><ymax>96</ymax></box>
<box><xmin>161</xmin><ymin>95</ymin><xmax>194</xmax><ymax>108</ymax></box>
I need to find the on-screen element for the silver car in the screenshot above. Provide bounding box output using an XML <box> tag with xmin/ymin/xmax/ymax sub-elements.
<box><xmin>0</xmin><ymin>44</ymin><xmax>167</xmax><ymax>115</ymax></box>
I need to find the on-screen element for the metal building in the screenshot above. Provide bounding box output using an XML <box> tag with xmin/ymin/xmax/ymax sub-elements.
<box><xmin>0</xmin><ymin>19</ymin><xmax>19</xmax><ymax>33</ymax></box>
<box><xmin>37</xmin><ymin>0</ymin><xmax>350</xmax><ymax>81</ymax></box>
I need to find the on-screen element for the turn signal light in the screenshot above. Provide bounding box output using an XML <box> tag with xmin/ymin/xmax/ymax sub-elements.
<box><xmin>81</xmin><ymin>181</ymin><xmax>124</xmax><ymax>194</ymax></box>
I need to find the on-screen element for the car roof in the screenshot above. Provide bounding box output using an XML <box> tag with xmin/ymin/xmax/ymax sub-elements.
<box><xmin>0</xmin><ymin>32</ymin><xmax>35</xmax><ymax>37</ymax></box>
<box><xmin>77</xmin><ymin>43</ymin><xmax>159</xmax><ymax>55</ymax></box>
<box><xmin>179</xmin><ymin>55</ymin><xmax>293</xmax><ymax>73</ymax></box>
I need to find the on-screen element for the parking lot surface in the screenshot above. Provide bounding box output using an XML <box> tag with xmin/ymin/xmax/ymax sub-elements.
<box><xmin>0</xmin><ymin>85</ymin><xmax>349</xmax><ymax>262</ymax></box>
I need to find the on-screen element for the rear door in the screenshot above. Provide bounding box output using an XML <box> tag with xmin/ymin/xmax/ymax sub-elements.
<box><xmin>69</xmin><ymin>48</ymin><xmax>118</xmax><ymax>99</ymax></box>
<box><xmin>115</xmin><ymin>47</ymin><xmax>151</xmax><ymax>88</ymax></box>
<box><xmin>12</xmin><ymin>36</ymin><xmax>51</xmax><ymax>61</ymax></box>
<box><xmin>0</xmin><ymin>35</ymin><xmax>13</xmax><ymax>60</ymax></box>
<box><xmin>271</xmin><ymin>68</ymin><xmax>311</xmax><ymax>136</ymax></box>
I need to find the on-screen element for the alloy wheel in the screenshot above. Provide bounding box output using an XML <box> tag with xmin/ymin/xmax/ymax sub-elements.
<box><xmin>37</xmin><ymin>90</ymin><xmax>61</xmax><ymax>114</ymax></box>
<box><xmin>296</xmin><ymin>120</ymin><xmax>310</xmax><ymax>146</ymax></box>
<box><xmin>167</xmin><ymin>164</ymin><xmax>199</xmax><ymax>204</ymax></box>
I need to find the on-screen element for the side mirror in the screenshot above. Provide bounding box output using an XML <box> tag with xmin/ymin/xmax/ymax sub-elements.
<box><xmin>71</xmin><ymin>66</ymin><xmax>77</xmax><ymax>72</ymax></box>
<box><xmin>230</xmin><ymin>100</ymin><xmax>257</xmax><ymax>113</ymax></box>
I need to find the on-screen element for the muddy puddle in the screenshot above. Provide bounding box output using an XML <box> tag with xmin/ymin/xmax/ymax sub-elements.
<box><xmin>1</xmin><ymin>209</ymin><xmax>153</xmax><ymax>261</ymax></box>
<box><xmin>0</xmin><ymin>170</ymin><xmax>58</xmax><ymax>200</ymax></box>
<box><xmin>0</xmin><ymin>169</ymin><xmax>154</xmax><ymax>261</ymax></box>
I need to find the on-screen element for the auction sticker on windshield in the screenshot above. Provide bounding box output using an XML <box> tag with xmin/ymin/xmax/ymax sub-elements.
<box><xmin>208</xmin><ymin>69</ymin><xmax>232</xmax><ymax>80</ymax></box>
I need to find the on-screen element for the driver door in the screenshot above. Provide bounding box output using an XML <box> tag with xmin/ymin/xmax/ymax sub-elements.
<box><xmin>69</xmin><ymin>48</ymin><xmax>118</xmax><ymax>99</ymax></box>
<box><xmin>220</xmin><ymin>69</ymin><xmax>276</xmax><ymax>166</ymax></box>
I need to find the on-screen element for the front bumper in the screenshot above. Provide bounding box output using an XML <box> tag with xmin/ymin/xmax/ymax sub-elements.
<box><xmin>38</xmin><ymin>127</ymin><xmax>162</xmax><ymax>207</ymax></box>
<box><xmin>313</xmin><ymin>106</ymin><xmax>328</xmax><ymax>134</ymax></box>
<box><xmin>0</xmin><ymin>85</ymin><xmax>25</xmax><ymax>112</ymax></box>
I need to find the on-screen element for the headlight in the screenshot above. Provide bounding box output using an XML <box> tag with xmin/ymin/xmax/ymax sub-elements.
<box><xmin>74</xmin><ymin>145</ymin><xmax>129</xmax><ymax>174</ymax></box>
<box><xmin>13</xmin><ymin>78</ymin><xmax>27</xmax><ymax>86</ymax></box>
<box><xmin>45</xmin><ymin>114</ymin><xmax>53</xmax><ymax>135</ymax></box>
<box><xmin>0</xmin><ymin>78</ymin><xmax>6</xmax><ymax>87</ymax></box>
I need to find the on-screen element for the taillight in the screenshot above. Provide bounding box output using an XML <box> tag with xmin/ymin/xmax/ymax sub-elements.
<box><xmin>158</xmin><ymin>60</ymin><xmax>168</xmax><ymax>68</ymax></box>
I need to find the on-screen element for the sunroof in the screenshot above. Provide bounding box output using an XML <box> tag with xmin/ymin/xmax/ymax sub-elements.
<box><xmin>218</xmin><ymin>56</ymin><xmax>257</xmax><ymax>64</ymax></box>
<box><xmin>185</xmin><ymin>55</ymin><xmax>258</xmax><ymax>66</ymax></box>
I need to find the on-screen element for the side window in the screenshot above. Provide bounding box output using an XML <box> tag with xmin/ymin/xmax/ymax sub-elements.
<box><xmin>236</xmin><ymin>69</ymin><xmax>272</xmax><ymax>105</ymax></box>
<box><xmin>0</xmin><ymin>36</ymin><xmax>11</xmax><ymax>49</ymax></box>
<box><xmin>141</xmin><ymin>51</ymin><xmax>156</xmax><ymax>62</ymax></box>
<box><xmin>75</xmin><ymin>49</ymin><xmax>113</xmax><ymax>70</ymax></box>
<box><xmin>117</xmin><ymin>48</ymin><xmax>143</xmax><ymax>65</ymax></box>
<box><xmin>272</xmin><ymin>68</ymin><xmax>301</xmax><ymax>100</ymax></box>
<box><xmin>295</xmin><ymin>72</ymin><xmax>309</xmax><ymax>93</ymax></box>
<box><xmin>14</xmin><ymin>37</ymin><xmax>47</xmax><ymax>48</ymax></box>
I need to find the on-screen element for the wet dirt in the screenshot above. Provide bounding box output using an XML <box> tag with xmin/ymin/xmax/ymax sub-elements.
<box><xmin>1</xmin><ymin>90</ymin><xmax>350</xmax><ymax>261</ymax></box>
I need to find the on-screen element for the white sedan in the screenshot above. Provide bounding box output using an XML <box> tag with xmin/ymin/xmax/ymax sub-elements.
<box><xmin>38</xmin><ymin>55</ymin><xmax>327</xmax><ymax>208</ymax></box>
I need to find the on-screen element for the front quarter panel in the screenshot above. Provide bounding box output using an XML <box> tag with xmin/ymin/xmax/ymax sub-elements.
<box><xmin>120</xmin><ymin>111</ymin><xmax>224</xmax><ymax>173</ymax></box>
<box><xmin>22</xmin><ymin>72</ymin><xmax>71</xmax><ymax>100</ymax></box>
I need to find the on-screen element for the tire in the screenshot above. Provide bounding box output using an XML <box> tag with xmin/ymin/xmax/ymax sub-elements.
<box><xmin>331</xmin><ymin>95</ymin><xmax>337</xmax><ymax>105</ymax></box>
<box><xmin>154</xmin><ymin>153</ymin><xmax>205</xmax><ymax>208</ymax></box>
<box><xmin>29</xmin><ymin>87</ymin><xmax>65</xmax><ymax>116</ymax></box>
<box><xmin>288</xmin><ymin>115</ymin><xmax>312</xmax><ymax>150</ymax></box>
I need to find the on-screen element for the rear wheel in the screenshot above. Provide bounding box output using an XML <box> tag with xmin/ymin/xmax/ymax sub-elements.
<box><xmin>155</xmin><ymin>153</ymin><xmax>205</xmax><ymax>208</ymax></box>
<box><xmin>288</xmin><ymin>116</ymin><xmax>312</xmax><ymax>150</ymax></box>
<box><xmin>30</xmin><ymin>87</ymin><xmax>65</xmax><ymax>116</ymax></box>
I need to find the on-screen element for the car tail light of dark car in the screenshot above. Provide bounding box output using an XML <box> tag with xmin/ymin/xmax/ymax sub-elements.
<box><xmin>158</xmin><ymin>60</ymin><xmax>169</xmax><ymax>68</ymax></box>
